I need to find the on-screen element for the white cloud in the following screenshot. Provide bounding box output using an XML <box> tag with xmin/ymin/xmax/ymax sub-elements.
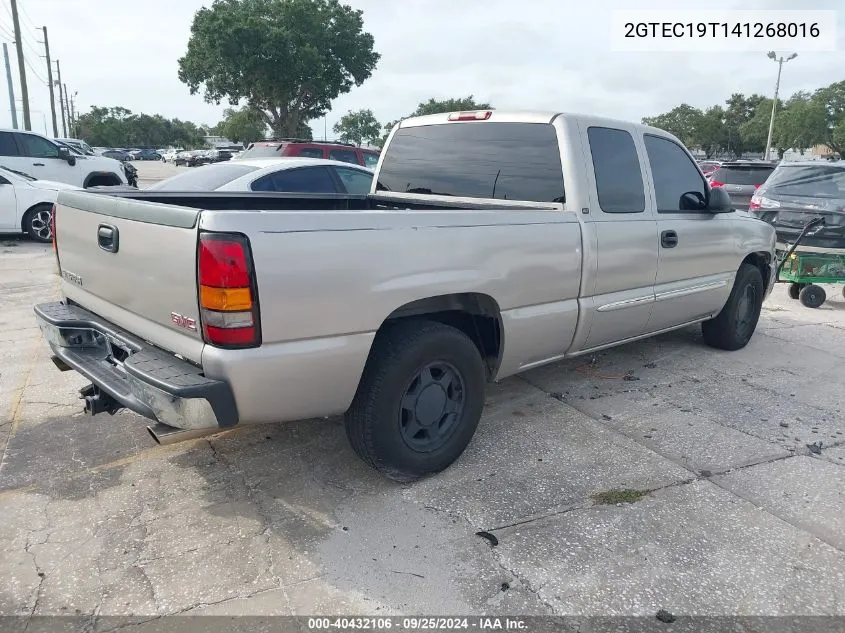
<box><xmin>3</xmin><ymin>0</ymin><xmax>842</xmax><ymax>139</ymax></box>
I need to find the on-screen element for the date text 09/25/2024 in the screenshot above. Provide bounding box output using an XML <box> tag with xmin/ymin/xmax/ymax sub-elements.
<box><xmin>307</xmin><ymin>618</ymin><xmax>527</xmax><ymax>630</ymax></box>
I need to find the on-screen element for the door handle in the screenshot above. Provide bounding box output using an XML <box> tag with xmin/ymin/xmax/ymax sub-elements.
<box><xmin>97</xmin><ymin>224</ymin><xmax>119</xmax><ymax>253</ymax></box>
<box><xmin>661</xmin><ymin>230</ymin><xmax>678</xmax><ymax>248</ymax></box>
<box><xmin>32</xmin><ymin>162</ymin><xmax>45</xmax><ymax>166</ymax></box>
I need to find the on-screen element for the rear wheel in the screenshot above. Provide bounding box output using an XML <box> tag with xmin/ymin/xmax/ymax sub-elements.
<box><xmin>702</xmin><ymin>263</ymin><xmax>764</xmax><ymax>351</ymax></box>
<box><xmin>345</xmin><ymin>320</ymin><xmax>487</xmax><ymax>482</ymax></box>
<box><xmin>23</xmin><ymin>204</ymin><xmax>53</xmax><ymax>243</ymax></box>
<box><xmin>788</xmin><ymin>283</ymin><xmax>805</xmax><ymax>300</ymax></box>
<box><xmin>799</xmin><ymin>284</ymin><xmax>826</xmax><ymax>308</ymax></box>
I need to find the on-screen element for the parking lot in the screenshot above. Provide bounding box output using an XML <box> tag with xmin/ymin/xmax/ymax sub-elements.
<box><xmin>1</xmin><ymin>161</ymin><xmax>845</xmax><ymax>624</ymax></box>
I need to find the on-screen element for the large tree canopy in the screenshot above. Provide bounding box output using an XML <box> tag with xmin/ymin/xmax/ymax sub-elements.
<box><xmin>178</xmin><ymin>0</ymin><xmax>380</xmax><ymax>137</ymax></box>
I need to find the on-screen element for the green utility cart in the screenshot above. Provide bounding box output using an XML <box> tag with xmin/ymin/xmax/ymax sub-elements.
<box><xmin>779</xmin><ymin>250</ymin><xmax>845</xmax><ymax>308</ymax></box>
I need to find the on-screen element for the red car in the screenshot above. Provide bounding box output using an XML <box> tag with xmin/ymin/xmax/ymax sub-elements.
<box><xmin>239</xmin><ymin>139</ymin><xmax>380</xmax><ymax>168</ymax></box>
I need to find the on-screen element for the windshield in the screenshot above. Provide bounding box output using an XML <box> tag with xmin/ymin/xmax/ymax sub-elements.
<box><xmin>238</xmin><ymin>144</ymin><xmax>283</xmax><ymax>159</ymax></box>
<box><xmin>710</xmin><ymin>165</ymin><xmax>775</xmax><ymax>186</ymax></box>
<box><xmin>147</xmin><ymin>163</ymin><xmax>260</xmax><ymax>191</ymax></box>
<box><xmin>1</xmin><ymin>165</ymin><xmax>36</xmax><ymax>181</ymax></box>
<box><xmin>764</xmin><ymin>165</ymin><xmax>845</xmax><ymax>198</ymax></box>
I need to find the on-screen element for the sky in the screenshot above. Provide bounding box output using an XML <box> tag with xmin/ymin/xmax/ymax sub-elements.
<box><xmin>0</xmin><ymin>0</ymin><xmax>842</xmax><ymax>140</ymax></box>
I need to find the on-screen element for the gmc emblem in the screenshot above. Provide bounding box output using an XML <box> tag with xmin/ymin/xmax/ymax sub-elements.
<box><xmin>170</xmin><ymin>312</ymin><xmax>198</xmax><ymax>331</ymax></box>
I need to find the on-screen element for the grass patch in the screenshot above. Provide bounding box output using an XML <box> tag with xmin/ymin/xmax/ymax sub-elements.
<box><xmin>590</xmin><ymin>489</ymin><xmax>649</xmax><ymax>505</ymax></box>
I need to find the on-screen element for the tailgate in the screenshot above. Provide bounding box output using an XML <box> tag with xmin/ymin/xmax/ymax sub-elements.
<box><xmin>54</xmin><ymin>190</ymin><xmax>205</xmax><ymax>364</ymax></box>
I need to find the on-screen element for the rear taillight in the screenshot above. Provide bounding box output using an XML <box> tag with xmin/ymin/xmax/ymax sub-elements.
<box><xmin>748</xmin><ymin>198</ymin><xmax>761</xmax><ymax>210</ymax></box>
<box><xmin>709</xmin><ymin>180</ymin><xmax>725</xmax><ymax>188</ymax></box>
<box><xmin>197</xmin><ymin>233</ymin><xmax>261</xmax><ymax>348</ymax></box>
<box><xmin>448</xmin><ymin>111</ymin><xmax>492</xmax><ymax>121</ymax></box>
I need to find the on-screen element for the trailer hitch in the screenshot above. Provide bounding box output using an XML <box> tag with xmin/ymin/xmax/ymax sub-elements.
<box><xmin>79</xmin><ymin>384</ymin><xmax>122</xmax><ymax>416</ymax></box>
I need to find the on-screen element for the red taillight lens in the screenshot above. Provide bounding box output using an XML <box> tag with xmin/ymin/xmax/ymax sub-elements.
<box><xmin>709</xmin><ymin>180</ymin><xmax>725</xmax><ymax>188</ymax></box>
<box><xmin>197</xmin><ymin>233</ymin><xmax>260</xmax><ymax>348</ymax></box>
<box><xmin>749</xmin><ymin>199</ymin><xmax>761</xmax><ymax>210</ymax></box>
<box><xmin>448</xmin><ymin>111</ymin><xmax>492</xmax><ymax>121</ymax></box>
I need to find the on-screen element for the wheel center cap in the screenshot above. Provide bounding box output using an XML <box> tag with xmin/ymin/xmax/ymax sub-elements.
<box><xmin>415</xmin><ymin>384</ymin><xmax>446</xmax><ymax>427</ymax></box>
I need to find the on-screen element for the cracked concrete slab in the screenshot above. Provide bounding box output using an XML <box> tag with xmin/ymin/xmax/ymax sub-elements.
<box><xmin>492</xmin><ymin>479</ymin><xmax>845</xmax><ymax>615</ymax></box>
<box><xmin>713</xmin><ymin>456</ymin><xmax>845</xmax><ymax>551</ymax></box>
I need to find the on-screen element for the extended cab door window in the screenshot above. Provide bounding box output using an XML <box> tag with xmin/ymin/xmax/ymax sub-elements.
<box><xmin>587</xmin><ymin>126</ymin><xmax>645</xmax><ymax>213</ymax></box>
<box><xmin>643</xmin><ymin>135</ymin><xmax>707</xmax><ymax>212</ymax></box>
<box><xmin>333</xmin><ymin>166</ymin><xmax>374</xmax><ymax>194</ymax></box>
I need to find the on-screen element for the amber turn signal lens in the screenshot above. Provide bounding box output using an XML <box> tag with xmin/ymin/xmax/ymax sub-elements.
<box><xmin>199</xmin><ymin>285</ymin><xmax>252</xmax><ymax>311</ymax></box>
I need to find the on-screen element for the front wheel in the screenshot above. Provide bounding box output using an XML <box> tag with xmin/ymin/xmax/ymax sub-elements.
<box><xmin>345</xmin><ymin>320</ymin><xmax>487</xmax><ymax>482</ymax></box>
<box><xmin>23</xmin><ymin>204</ymin><xmax>53</xmax><ymax>243</ymax></box>
<box><xmin>702</xmin><ymin>263</ymin><xmax>764</xmax><ymax>351</ymax></box>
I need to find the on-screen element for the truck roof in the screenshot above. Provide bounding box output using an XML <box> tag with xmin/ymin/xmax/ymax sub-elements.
<box><xmin>398</xmin><ymin>110</ymin><xmax>672</xmax><ymax>138</ymax></box>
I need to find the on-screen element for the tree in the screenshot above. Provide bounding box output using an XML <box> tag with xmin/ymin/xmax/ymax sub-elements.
<box><xmin>642</xmin><ymin>104</ymin><xmax>703</xmax><ymax>149</ymax></box>
<box><xmin>178</xmin><ymin>0</ymin><xmax>380</xmax><ymax>138</ymax></box>
<box><xmin>332</xmin><ymin>109</ymin><xmax>381</xmax><ymax>146</ymax></box>
<box><xmin>377</xmin><ymin>95</ymin><xmax>493</xmax><ymax>147</ymax></box>
<box><xmin>216</xmin><ymin>106</ymin><xmax>267</xmax><ymax>144</ymax></box>
<box><xmin>811</xmin><ymin>80</ymin><xmax>845</xmax><ymax>158</ymax></box>
<box><xmin>696</xmin><ymin>106</ymin><xmax>729</xmax><ymax>158</ymax></box>
<box><xmin>76</xmin><ymin>106</ymin><xmax>207</xmax><ymax>148</ymax></box>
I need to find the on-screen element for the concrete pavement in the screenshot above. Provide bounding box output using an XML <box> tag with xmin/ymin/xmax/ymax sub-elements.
<box><xmin>1</xmin><ymin>234</ymin><xmax>844</xmax><ymax>624</ymax></box>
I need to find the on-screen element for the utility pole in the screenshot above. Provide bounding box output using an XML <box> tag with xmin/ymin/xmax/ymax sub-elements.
<box><xmin>10</xmin><ymin>0</ymin><xmax>31</xmax><ymax>130</ymax></box>
<box><xmin>3</xmin><ymin>43</ymin><xmax>17</xmax><ymax>129</ymax></box>
<box><xmin>40</xmin><ymin>27</ymin><xmax>58</xmax><ymax>136</ymax></box>
<box><xmin>55</xmin><ymin>59</ymin><xmax>66</xmax><ymax>136</ymax></box>
<box><xmin>69</xmin><ymin>91</ymin><xmax>76</xmax><ymax>136</ymax></box>
<box><xmin>764</xmin><ymin>51</ymin><xmax>797</xmax><ymax>161</ymax></box>
<box><xmin>65</xmin><ymin>84</ymin><xmax>72</xmax><ymax>135</ymax></box>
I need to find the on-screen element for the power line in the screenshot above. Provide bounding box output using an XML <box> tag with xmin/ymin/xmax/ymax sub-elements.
<box><xmin>16</xmin><ymin>0</ymin><xmax>37</xmax><ymax>32</ymax></box>
<box><xmin>1</xmin><ymin>2</ymin><xmax>39</xmax><ymax>59</ymax></box>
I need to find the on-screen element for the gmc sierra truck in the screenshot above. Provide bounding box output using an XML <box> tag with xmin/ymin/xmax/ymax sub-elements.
<box><xmin>34</xmin><ymin>110</ymin><xmax>777</xmax><ymax>481</ymax></box>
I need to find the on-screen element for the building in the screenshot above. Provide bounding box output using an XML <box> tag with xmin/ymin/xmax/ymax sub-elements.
<box><xmin>203</xmin><ymin>135</ymin><xmax>242</xmax><ymax>149</ymax></box>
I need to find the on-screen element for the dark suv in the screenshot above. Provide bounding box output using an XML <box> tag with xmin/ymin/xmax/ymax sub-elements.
<box><xmin>751</xmin><ymin>160</ymin><xmax>845</xmax><ymax>250</ymax></box>
<box><xmin>238</xmin><ymin>139</ymin><xmax>380</xmax><ymax>168</ymax></box>
<box><xmin>707</xmin><ymin>161</ymin><xmax>777</xmax><ymax>209</ymax></box>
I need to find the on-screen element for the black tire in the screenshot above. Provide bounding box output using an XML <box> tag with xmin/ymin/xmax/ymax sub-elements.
<box><xmin>345</xmin><ymin>319</ymin><xmax>487</xmax><ymax>482</ymax></box>
<box><xmin>22</xmin><ymin>204</ymin><xmax>53</xmax><ymax>243</ymax></box>
<box><xmin>799</xmin><ymin>284</ymin><xmax>826</xmax><ymax>308</ymax></box>
<box><xmin>702</xmin><ymin>263</ymin><xmax>764</xmax><ymax>351</ymax></box>
<box><xmin>788</xmin><ymin>283</ymin><xmax>805</xmax><ymax>300</ymax></box>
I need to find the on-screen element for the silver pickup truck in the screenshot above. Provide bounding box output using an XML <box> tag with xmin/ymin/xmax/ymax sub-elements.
<box><xmin>34</xmin><ymin>110</ymin><xmax>777</xmax><ymax>481</ymax></box>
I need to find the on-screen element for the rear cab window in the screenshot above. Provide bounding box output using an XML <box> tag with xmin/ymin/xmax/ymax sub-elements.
<box><xmin>377</xmin><ymin>122</ymin><xmax>565</xmax><ymax>202</ymax></box>
<box><xmin>710</xmin><ymin>165</ymin><xmax>775</xmax><ymax>186</ymax></box>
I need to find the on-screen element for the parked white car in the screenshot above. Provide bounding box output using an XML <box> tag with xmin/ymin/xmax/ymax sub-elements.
<box><xmin>0</xmin><ymin>129</ymin><xmax>126</xmax><ymax>188</ymax></box>
<box><xmin>0</xmin><ymin>165</ymin><xmax>80</xmax><ymax>242</ymax></box>
<box><xmin>146</xmin><ymin>158</ymin><xmax>375</xmax><ymax>193</ymax></box>
<box><xmin>161</xmin><ymin>149</ymin><xmax>184</xmax><ymax>163</ymax></box>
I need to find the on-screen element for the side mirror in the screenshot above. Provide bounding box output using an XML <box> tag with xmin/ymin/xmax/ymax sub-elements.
<box><xmin>705</xmin><ymin>186</ymin><xmax>735</xmax><ymax>214</ymax></box>
<box><xmin>679</xmin><ymin>191</ymin><xmax>708</xmax><ymax>211</ymax></box>
<box><xmin>58</xmin><ymin>146</ymin><xmax>76</xmax><ymax>166</ymax></box>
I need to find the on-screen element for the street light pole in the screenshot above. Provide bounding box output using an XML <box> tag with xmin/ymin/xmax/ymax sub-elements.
<box><xmin>764</xmin><ymin>51</ymin><xmax>797</xmax><ymax>161</ymax></box>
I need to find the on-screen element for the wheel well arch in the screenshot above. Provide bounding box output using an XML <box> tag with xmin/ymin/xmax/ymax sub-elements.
<box><xmin>742</xmin><ymin>251</ymin><xmax>772</xmax><ymax>285</ymax></box>
<box><xmin>20</xmin><ymin>201</ymin><xmax>53</xmax><ymax>230</ymax></box>
<box><xmin>83</xmin><ymin>171</ymin><xmax>122</xmax><ymax>188</ymax></box>
<box><xmin>378</xmin><ymin>293</ymin><xmax>504</xmax><ymax>380</ymax></box>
